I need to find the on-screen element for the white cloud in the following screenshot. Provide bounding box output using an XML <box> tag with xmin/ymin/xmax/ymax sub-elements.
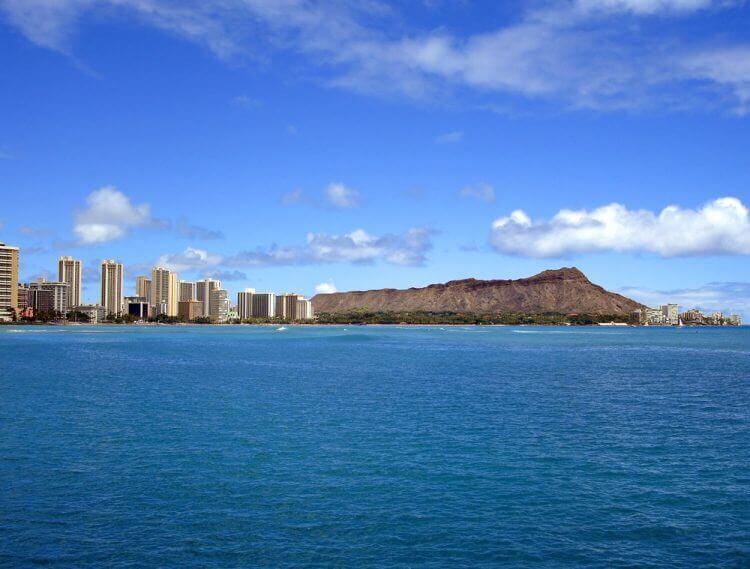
<box><xmin>435</xmin><ymin>131</ymin><xmax>463</xmax><ymax>143</ymax></box>
<box><xmin>155</xmin><ymin>247</ymin><xmax>222</xmax><ymax>272</ymax></box>
<box><xmin>2</xmin><ymin>0</ymin><xmax>748</xmax><ymax>113</ymax></box>
<box><xmin>459</xmin><ymin>183</ymin><xmax>495</xmax><ymax>203</ymax></box>
<box><xmin>314</xmin><ymin>281</ymin><xmax>338</xmax><ymax>294</ymax></box>
<box><xmin>490</xmin><ymin>197</ymin><xmax>750</xmax><ymax>258</ymax></box>
<box><xmin>74</xmin><ymin>186</ymin><xmax>152</xmax><ymax>244</ymax></box>
<box><xmin>324</xmin><ymin>182</ymin><xmax>360</xmax><ymax>209</ymax></box>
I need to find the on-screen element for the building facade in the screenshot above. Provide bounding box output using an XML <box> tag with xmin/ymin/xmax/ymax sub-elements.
<box><xmin>75</xmin><ymin>304</ymin><xmax>108</xmax><ymax>323</ymax></box>
<box><xmin>252</xmin><ymin>292</ymin><xmax>276</xmax><ymax>318</ymax></box>
<box><xmin>197</xmin><ymin>279</ymin><xmax>221</xmax><ymax>319</ymax></box>
<box><xmin>178</xmin><ymin>299</ymin><xmax>204</xmax><ymax>321</ymax></box>
<box><xmin>151</xmin><ymin>267</ymin><xmax>179</xmax><ymax>317</ymax></box>
<box><xmin>135</xmin><ymin>276</ymin><xmax>152</xmax><ymax>302</ymax></box>
<box><xmin>661</xmin><ymin>304</ymin><xmax>679</xmax><ymax>326</ymax></box>
<box><xmin>237</xmin><ymin>288</ymin><xmax>255</xmax><ymax>320</ymax></box>
<box><xmin>209</xmin><ymin>288</ymin><xmax>229</xmax><ymax>322</ymax></box>
<box><xmin>58</xmin><ymin>256</ymin><xmax>82</xmax><ymax>309</ymax></box>
<box><xmin>101</xmin><ymin>260</ymin><xmax>124</xmax><ymax>316</ymax></box>
<box><xmin>179</xmin><ymin>281</ymin><xmax>197</xmax><ymax>302</ymax></box>
<box><xmin>29</xmin><ymin>279</ymin><xmax>69</xmax><ymax>314</ymax></box>
<box><xmin>0</xmin><ymin>242</ymin><xmax>19</xmax><ymax>321</ymax></box>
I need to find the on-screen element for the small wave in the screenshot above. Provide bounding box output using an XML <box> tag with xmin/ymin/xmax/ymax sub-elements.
<box><xmin>276</xmin><ymin>326</ymin><xmax>288</xmax><ymax>331</ymax></box>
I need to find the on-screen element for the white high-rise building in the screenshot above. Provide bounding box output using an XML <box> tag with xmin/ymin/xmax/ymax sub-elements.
<box><xmin>151</xmin><ymin>267</ymin><xmax>179</xmax><ymax>317</ymax></box>
<box><xmin>209</xmin><ymin>288</ymin><xmax>229</xmax><ymax>322</ymax></box>
<box><xmin>100</xmin><ymin>260</ymin><xmax>123</xmax><ymax>316</ymax></box>
<box><xmin>197</xmin><ymin>278</ymin><xmax>221</xmax><ymax>318</ymax></box>
<box><xmin>661</xmin><ymin>304</ymin><xmax>679</xmax><ymax>326</ymax></box>
<box><xmin>58</xmin><ymin>256</ymin><xmax>82</xmax><ymax>308</ymax></box>
<box><xmin>179</xmin><ymin>281</ymin><xmax>197</xmax><ymax>302</ymax></box>
<box><xmin>237</xmin><ymin>288</ymin><xmax>256</xmax><ymax>320</ymax></box>
<box><xmin>0</xmin><ymin>242</ymin><xmax>19</xmax><ymax>321</ymax></box>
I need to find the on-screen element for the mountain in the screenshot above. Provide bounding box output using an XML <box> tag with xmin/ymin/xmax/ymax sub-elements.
<box><xmin>311</xmin><ymin>267</ymin><xmax>643</xmax><ymax>315</ymax></box>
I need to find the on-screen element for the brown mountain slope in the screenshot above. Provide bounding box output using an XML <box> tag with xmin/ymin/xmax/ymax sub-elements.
<box><xmin>311</xmin><ymin>267</ymin><xmax>643</xmax><ymax>315</ymax></box>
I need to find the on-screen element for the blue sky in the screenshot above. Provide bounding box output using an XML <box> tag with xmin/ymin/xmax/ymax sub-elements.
<box><xmin>1</xmin><ymin>0</ymin><xmax>749</xmax><ymax>317</ymax></box>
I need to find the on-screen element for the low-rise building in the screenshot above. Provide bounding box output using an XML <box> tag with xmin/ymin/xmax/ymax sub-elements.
<box><xmin>127</xmin><ymin>300</ymin><xmax>150</xmax><ymax>319</ymax></box>
<box><xmin>73</xmin><ymin>304</ymin><xmax>108</xmax><ymax>323</ymax></box>
<box><xmin>178</xmin><ymin>299</ymin><xmax>203</xmax><ymax>321</ymax></box>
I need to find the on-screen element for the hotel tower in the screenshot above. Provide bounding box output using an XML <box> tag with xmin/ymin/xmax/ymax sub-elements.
<box><xmin>151</xmin><ymin>267</ymin><xmax>179</xmax><ymax>317</ymax></box>
<box><xmin>0</xmin><ymin>242</ymin><xmax>19</xmax><ymax>321</ymax></box>
<box><xmin>58</xmin><ymin>256</ymin><xmax>82</xmax><ymax>309</ymax></box>
<box><xmin>100</xmin><ymin>260</ymin><xmax>123</xmax><ymax>316</ymax></box>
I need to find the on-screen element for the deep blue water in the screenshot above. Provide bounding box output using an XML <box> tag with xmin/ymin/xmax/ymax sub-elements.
<box><xmin>0</xmin><ymin>325</ymin><xmax>748</xmax><ymax>567</ymax></box>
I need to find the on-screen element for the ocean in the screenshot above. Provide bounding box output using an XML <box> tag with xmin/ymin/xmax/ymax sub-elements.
<box><xmin>1</xmin><ymin>325</ymin><xmax>748</xmax><ymax>567</ymax></box>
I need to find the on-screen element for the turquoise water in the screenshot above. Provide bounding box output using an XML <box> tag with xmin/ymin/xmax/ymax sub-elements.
<box><xmin>1</xmin><ymin>325</ymin><xmax>748</xmax><ymax>567</ymax></box>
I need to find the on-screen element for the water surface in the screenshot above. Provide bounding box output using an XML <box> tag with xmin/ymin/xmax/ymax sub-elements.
<box><xmin>1</xmin><ymin>325</ymin><xmax>748</xmax><ymax>567</ymax></box>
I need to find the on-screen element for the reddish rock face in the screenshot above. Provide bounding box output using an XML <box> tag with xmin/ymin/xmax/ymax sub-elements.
<box><xmin>311</xmin><ymin>267</ymin><xmax>644</xmax><ymax>315</ymax></box>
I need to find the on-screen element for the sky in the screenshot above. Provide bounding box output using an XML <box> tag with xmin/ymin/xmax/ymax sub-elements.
<box><xmin>1</xmin><ymin>0</ymin><xmax>749</xmax><ymax>318</ymax></box>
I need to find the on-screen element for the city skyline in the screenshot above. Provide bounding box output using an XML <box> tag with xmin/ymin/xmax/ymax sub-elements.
<box><xmin>1</xmin><ymin>2</ymin><xmax>749</xmax><ymax>320</ymax></box>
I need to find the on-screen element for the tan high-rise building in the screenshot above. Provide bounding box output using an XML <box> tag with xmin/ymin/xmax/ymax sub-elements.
<box><xmin>100</xmin><ymin>260</ymin><xmax>123</xmax><ymax>316</ymax></box>
<box><xmin>196</xmin><ymin>278</ymin><xmax>221</xmax><ymax>318</ymax></box>
<box><xmin>151</xmin><ymin>267</ymin><xmax>179</xmax><ymax>316</ymax></box>
<box><xmin>135</xmin><ymin>276</ymin><xmax>152</xmax><ymax>301</ymax></box>
<box><xmin>0</xmin><ymin>242</ymin><xmax>19</xmax><ymax>321</ymax></box>
<box><xmin>58</xmin><ymin>256</ymin><xmax>82</xmax><ymax>308</ymax></box>
<box><xmin>179</xmin><ymin>280</ymin><xmax>197</xmax><ymax>302</ymax></box>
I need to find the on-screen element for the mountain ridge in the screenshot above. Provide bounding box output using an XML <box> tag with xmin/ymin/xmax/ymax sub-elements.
<box><xmin>311</xmin><ymin>267</ymin><xmax>643</xmax><ymax>315</ymax></box>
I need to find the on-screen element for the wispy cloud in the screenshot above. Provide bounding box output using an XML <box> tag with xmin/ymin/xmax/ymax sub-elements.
<box><xmin>3</xmin><ymin>0</ymin><xmax>749</xmax><ymax>113</ymax></box>
<box><xmin>232</xmin><ymin>95</ymin><xmax>261</xmax><ymax>108</ymax></box>
<box><xmin>459</xmin><ymin>182</ymin><xmax>495</xmax><ymax>203</ymax></box>
<box><xmin>324</xmin><ymin>182</ymin><xmax>360</xmax><ymax>209</ymax></box>
<box><xmin>280</xmin><ymin>187</ymin><xmax>306</xmax><ymax>205</ymax></box>
<box><xmin>174</xmin><ymin>219</ymin><xmax>224</xmax><ymax>240</ymax></box>
<box><xmin>435</xmin><ymin>131</ymin><xmax>463</xmax><ymax>144</ymax></box>
<box><xmin>490</xmin><ymin>197</ymin><xmax>750</xmax><ymax>258</ymax></box>
<box><xmin>203</xmin><ymin>269</ymin><xmax>247</xmax><ymax>281</ymax></box>
<box><xmin>148</xmin><ymin>227</ymin><xmax>433</xmax><ymax>275</ymax></box>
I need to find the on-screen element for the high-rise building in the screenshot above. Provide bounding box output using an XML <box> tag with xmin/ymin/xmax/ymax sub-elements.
<box><xmin>296</xmin><ymin>298</ymin><xmax>314</xmax><ymax>320</ymax></box>
<box><xmin>151</xmin><ymin>267</ymin><xmax>179</xmax><ymax>317</ymax></box>
<box><xmin>58</xmin><ymin>256</ymin><xmax>82</xmax><ymax>308</ymax></box>
<box><xmin>252</xmin><ymin>293</ymin><xmax>276</xmax><ymax>318</ymax></box>
<box><xmin>197</xmin><ymin>278</ymin><xmax>221</xmax><ymax>317</ymax></box>
<box><xmin>661</xmin><ymin>304</ymin><xmax>679</xmax><ymax>326</ymax></box>
<box><xmin>209</xmin><ymin>288</ymin><xmax>229</xmax><ymax>322</ymax></box>
<box><xmin>29</xmin><ymin>279</ymin><xmax>69</xmax><ymax>314</ymax></box>
<box><xmin>237</xmin><ymin>288</ymin><xmax>256</xmax><ymax>320</ymax></box>
<box><xmin>100</xmin><ymin>260</ymin><xmax>123</xmax><ymax>316</ymax></box>
<box><xmin>0</xmin><ymin>242</ymin><xmax>19</xmax><ymax>320</ymax></box>
<box><xmin>276</xmin><ymin>293</ymin><xmax>313</xmax><ymax>321</ymax></box>
<box><xmin>135</xmin><ymin>276</ymin><xmax>152</xmax><ymax>302</ymax></box>
<box><xmin>179</xmin><ymin>280</ymin><xmax>197</xmax><ymax>302</ymax></box>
